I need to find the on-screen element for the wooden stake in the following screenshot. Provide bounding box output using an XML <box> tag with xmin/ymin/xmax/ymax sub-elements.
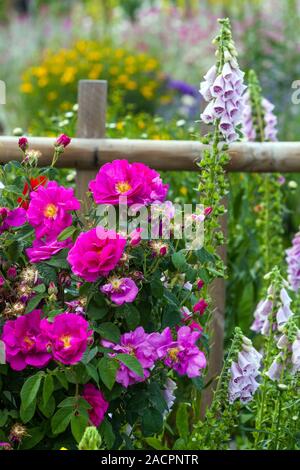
<box><xmin>75</xmin><ymin>80</ymin><xmax>107</xmax><ymax>207</ymax></box>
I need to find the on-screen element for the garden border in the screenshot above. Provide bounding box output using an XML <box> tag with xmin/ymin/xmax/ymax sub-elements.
<box><xmin>0</xmin><ymin>79</ymin><xmax>293</xmax><ymax>410</ymax></box>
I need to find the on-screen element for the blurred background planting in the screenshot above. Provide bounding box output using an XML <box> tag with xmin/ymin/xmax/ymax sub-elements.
<box><xmin>1</xmin><ymin>0</ymin><xmax>300</xmax><ymax>338</ymax></box>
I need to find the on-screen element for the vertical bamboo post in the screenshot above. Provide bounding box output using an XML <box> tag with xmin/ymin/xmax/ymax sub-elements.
<box><xmin>201</xmin><ymin>202</ymin><xmax>227</xmax><ymax>415</ymax></box>
<box><xmin>75</xmin><ymin>80</ymin><xmax>107</xmax><ymax>206</ymax></box>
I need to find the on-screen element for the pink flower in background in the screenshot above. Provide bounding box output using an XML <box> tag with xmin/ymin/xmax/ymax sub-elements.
<box><xmin>83</xmin><ymin>384</ymin><xmax>109</xmax><ymax>426</ymax></box>
<box><xmin>89</xmin><ymin>160</ymin><xmax>168</xmax><ymax>205</ymax></box>
<box><xmin>27</xmin><ymin>181</ymin><xmax>80</xmax><ymax>239</ymax></box>
<box><xmin>55</xmin><ymin>134</ymin><xmax>71</xmax><ymax>148</ymax></box>
<box><xmin>26</xmin><ymin>237</ymin><xmax>73</xmax><ymax>263</ymax></box>
<box><xmin>0</xmin><ymin>207</ymin><xmax>26</xmax><ymax>234</ymax></box>
<box><xmin>286</xmin><ymin>232</ymin><xmax>300</xmax><ymax>292</ymax></box>
<box><xmin>100</xmin><ymin>277</ymin><xmax>138</xmax><ymax>305</ymax></box>
<box><xmin>102</xmin><ymin>327</ymin><xmax>158</xmax><ymax>387</ymax></box>
<box><xmin>262</xmin><ymin>98</ymin><xmax>278</xmax><ymax>142</ymax></box>
<box><xmin>67</xmin><ymin>227</ymin><xmax>126</xmax><ymax>282</ymax></box>
<box><xmin>1</xmin><ymin>310</ymin><xmax>51</xmax><ymax>371</ymax></box>
<box><xmin>242</xmin><ymin>93</ymin><xmax>278</xmax><ymax>142</ymax></box>
<box><xmin>0</xmin><ymin>276</ymin><xmax>5</xmax><ymax>287</ymax></box>
<box><xmin>42</xmin><ymin>313</ymin><xmax>92</xmax><ymax>365</ymax></box>
<box><xmin>151</xmin><ymin>326</ymin><xmax>206</xmax><ymax>378</ymax></box>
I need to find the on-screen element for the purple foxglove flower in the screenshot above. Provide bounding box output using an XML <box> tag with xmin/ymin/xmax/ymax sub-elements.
<box><xmin>267</xmin><ymin>354</ymin><xmax>284</xmax><ymax>381</ymax></box>
<box><xmin>163</xmin><ymin>378</ymin><xmax>177</xmax><ymax>413</ymax></box>
<box><xmin>219</xmin><ymin>114</ymin><xmax>233</xmax><ymax>132</ymax></box>
<box><xmin>100</xmin><ymin>277</ymin><xmax>138</xmax><ymax>306</ymax></box>
<box><xmin>203</xmin><ymin>65</ymin><xmax>217</xmax><ymax>84</ymax></box>
<box><xmin>251</xmin><ymin>298</ymin><xmax>273</xmax><ymax>334</ymax></box>
<box><xmin>199</xmin><ymin>81</ymin><xmax>212</xmax><ymax>101</ymax></box>
<box><xmin>213</xmin><ymin>96</ymin><xmax>226</xmax><ymax>115</ymax></box>
<box><xmin>211</xmin><ymin>75</ymin><xmax>225</xmax><ymax>97</ymax></box>
<box><xmin>286</xmin><ymin>232</ymin><xmax>300</xmax><ymax>292</ymax></box>
<box><xmin>221</xmin><ymin>62</ymin><xmax>233</xmax><ymax>80</ymax></box>
<box><xmin>224</xmin><ymin>81</ymin><xmax>234</xmax><ymax>99</ymax></box>
<box><xmin>229</xmin><ymin>343</ymin><xmax>261</xmax><ymax>404</ymax></box>
<box><xmin>292</xmin><ymin>334</ymin><xmax>300</xmax><ymax>373</ymax></box>
<box><xmin>200</xmin><ymin>101</ymin><xmax>215</xmax><ymax>123</ymax></box>
<box><xmin>226</xmin><ymin>100</ymin><xmax>238</xmax><ymax>118</ymax></box>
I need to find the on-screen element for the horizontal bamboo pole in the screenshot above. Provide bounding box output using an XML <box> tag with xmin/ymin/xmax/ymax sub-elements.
<box><xmin>0</xmin><ymin>136</ymin><xmax>300</xmax><ymax>172</ymax></box>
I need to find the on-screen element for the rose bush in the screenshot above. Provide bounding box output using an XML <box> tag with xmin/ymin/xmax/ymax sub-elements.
<box><xmin>0</xmin><ymin>135</ymin><xmax>210</xmax><ymax>450</ymax></box>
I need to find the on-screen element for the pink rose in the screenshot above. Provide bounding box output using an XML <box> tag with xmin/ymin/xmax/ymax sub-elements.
<box><xmin>83</xmin><ymin>384</ymin><xmax>109</xmax><ymax>426</ymax></box>
<box><xmin>67</xmin><ymin>227</ymin><xmax>126</xmax><ymax>282</ymax></box>
<box><xmin>42</xmin><ymin>313</ymin><xmax>92</xmax><ymax>365</ymax></box>
<box><xmin>1</xmin><ymin>310</ymin><xmax>51</xmax><ymax>371</ymax></box>
<box><xmin>89</xmin><ymin>159</ymin><xmax>168</xmax><ymax>206</ymax></box>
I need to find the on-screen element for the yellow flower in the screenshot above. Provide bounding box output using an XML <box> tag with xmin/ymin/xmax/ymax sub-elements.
<box><xmin>141</xmin><ymin>86</ymin><xmax>154</xmax><ymax>99</ymax></box>
<box><xmin>125</xmin><ymin>66</ymin><xmax>136</xmax><ymax>75</ymax></box>
<box><xmin>38</xmin><ymin>77</ymin><xmax>48</xmax><ymax>88</ymax></box>
<box><xmin>47</xmin><ymin>91</ymin><xmax>58</xmax><ymax>101</ymax></box>
<box><xmin>116</xmin><ymin>122</ymin><xmax>124</xmax><ymax>130</ymax></box>
<box><xmin>20</xmin><ymin>83</ymin><xmax>33</xmax><ymax>94</ymax></box>
<box><xmin>61</xmin><ymin>101</ymin><xmax>72</xmax><ymax>110</ymax></box>
<box><xmin>87</xmin><ymin>51</ymin><xmax>101</xmax><ymax>61</ymax></box>
<box><xmin>126</xmin><ymin>81</ymin><xmax>137</xmax><ymax>90</ymax></box>
<box><xmin>180</xmin><ymin>187</ymin><xmax>188</xmax><ymax>196</ymax></box>
<box><xmin>144</xmin><ymin>58</ymin><xmax>158</xmax><ymax>71</ymax></box>
<box><xmin>152</xmin><ymin>135</ymin><xmax>161</xmax><ymax>140</ymax></box>
<box><xmin>61</xmin><ymin>67</ymin><xmax>76</xmax><ymax>84</ymax></box>
<box><xmin>125</xmin><ymin>56</ymin><xmax>136</xmax><ymax>66</ymax></box>
<box><xmin>32</xmin><ymin>66</ymin><xmax>47</xmax><ymax>78</ymax></box>
<box><xmin>60</xmin><ymin>447</ymin><xmax>68</xmax><ymax>450</ymax></box>
<box><xmin>160</xmin><ymin>95</ymin><xmax>172</xmax><ymax>104</ymax></box>
<box><xmin>88</xmin><ymin>64</ymin><xmax>103</xmax><ymax>79</ymax></box>
<box><xmin>118</xmin><ymin>74</ymin><xmax>129</xmax><ymax>84</ymax></box>
<box><xmin>109</xmin><ymin>66</ymin><xmax>119</xmax><ymax>76</ymax></box>
<box><xmin>115</xmin><ymin>49</ymin><xmax>125</xmax><ymax>59</ymax></box>
<box><xmin>76</xmin><ymin>40</ymin><xmax>88</xmax><ymax>53</ymax></box>
<box><xmin>138</xmin><ymin>120</ymin><xmax>145</xmax><ymax>129</ymax></box>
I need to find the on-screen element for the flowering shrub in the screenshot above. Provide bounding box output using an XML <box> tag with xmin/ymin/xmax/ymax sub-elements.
<box><xmin>0</xmin><ymin>134</ymin><xmax>211</xmax><ymax>450</ymax></box>
<box><xmin>20</xmin><ymin>40</ymin><xmax>170</xmax><ymax>121</ymax></box>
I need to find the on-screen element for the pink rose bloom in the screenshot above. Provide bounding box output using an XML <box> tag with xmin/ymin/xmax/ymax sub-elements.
<box><xmin>27</xmin><ymin>181</ymin><xmax>80</xmax><ymax>239</ymax></box>
<box><xmin>150</xmin><ymin>326</ymin><xmax>206</xmax><ymax>378</ymax></box>
<box><xmin>100</xmin><ymin>277</ymin><xmax>138</xmax><ymax>305</ymax></box>
<box><xmin>42</xmin><ymin>313</ymin><xmax>92</xmax><ymax>365</ymax></box>
<box><xmin>89</xmin><ymin>160</ymin><xmax>168</xmax><ymax>205</ymax></box>
<box><xmin>7</xmin><ymin>267</ymin><xmax>17</xmax><ymax>279</ymax></box>
<box><xmin>26</xmin><ymin>237</ymin><xmax>73</xmax><ymax>263</ymax></box>
<box><xmin>129</xmin><ymin>227</ymin><xmax>143</xmax><ymax>246</ymax></box>
<box><xmin>1</xmin><ymin>310</ymin><xmax>52</xmax><ymax>371</ymax></box>
<box><xmin>102</xmin><ymin>327</ymin><xmax>158</xmax><ymax>388</ymax></box>
<box><xmin>67</xmin><ymin>227</ymin><xmax>126</xmax><ymax>282</ymax></box>
<box><xmin>193</xmin><ymin>299</ymin><xmax>208</xmax><ymax>315</ymax></box>
<box><xmin>0</xmin><ymin>207</ymin><xmax>26</xmax><ymax>234</ymax></box>
<box><xmin>55</xmin><ymin>134</ymin><xmax>71</xmax><ymax>148</ymax></box>
<box><xmin>18</xmin><ymin>136</ymin><xmax>29</xmax><ymax>152</ymax></box>
<box><xmin>83</xmin><ymin>384</ymin><xmax>109</xmax><ymax>426</ymax></box>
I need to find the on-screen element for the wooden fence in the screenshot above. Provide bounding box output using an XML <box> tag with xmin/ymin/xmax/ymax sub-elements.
<box><xmin>0</xmin><ymin>79</ymin><xmax>297</xmax><ymax>408</ymax></box>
